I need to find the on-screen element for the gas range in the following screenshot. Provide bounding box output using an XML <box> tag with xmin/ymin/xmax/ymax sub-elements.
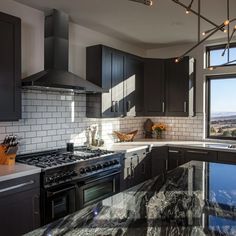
<box><xmin>17</xmin><ymin>146</ymin><xmax>122</xmax><ymax>225</ymax></box>
<box><xmin>17</xmin><ymin>147</ymin><xmax>121</xmax><ymax>188</ymax></box>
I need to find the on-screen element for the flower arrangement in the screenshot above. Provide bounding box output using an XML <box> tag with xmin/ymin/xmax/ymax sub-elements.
<box><xmin>152</xmin><ymin>123</ymin><xmax>166</xmax><ymax>139</ymax></box>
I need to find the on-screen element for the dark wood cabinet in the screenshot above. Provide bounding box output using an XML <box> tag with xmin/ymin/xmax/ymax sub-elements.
<box><xmin>144</xmin><ymin>56</ymin><xmax>195</xmax><ymax>117</ymax></box>
<box><xmin>0</xmin><ymin>12</ymin><xmax>21</xmax><ymax>121</ymax></box>
<box><xmin>151</xmin><ymin>146</ymin><xmax>168</xmax><ymax>178</ymax></box>
<box><xmin>144</xmin><ymin>59</ymin><xmax>165</xmax><ymax>116</ymax></box>
<box><xmin>165</xmin><ymin>57</ymin><xmax>189</xmax><ymax>117</ymax></box>
<box><xmin>168</xmin><ymin>147</ymin><xmax>186</xmax><ymax>171</ymax></box>
<box><xmin>121</xmin><ymin>148</ymin><xmax>151</xmax><ymax>191</ymax></box>
<box><xmin>86</xmin><ymin>44</ymin><xmax>195</xmax><ymax>118</ymax></box>
<box><xmin>124</xmin><ymin>55</ymin><xmax>144</xmax><ymax>116</ymax></box>
<box><xmin>184</xmin><ymin>148</ymin><xmax>217</xmax><ymax>162</ymax></box>
<box><xmin>217</xmin><ymin>152</ymin><xmax>236</xmax><ymax>164</ymax></box>
<box><xmin>0</xmin><ymin>174</ymin><xmax>40</xmax><ymax>236</ymax></box>
<box><xmin>86</xmin><ymin>45</ymin><xmax>144</xmax><ymax>118</ymax></box>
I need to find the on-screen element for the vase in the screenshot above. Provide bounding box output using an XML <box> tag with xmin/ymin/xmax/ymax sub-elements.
<box><xmin>155</xmin><ymin>131</ymin><xmax>162</xmax><ymax>139</ymax></box>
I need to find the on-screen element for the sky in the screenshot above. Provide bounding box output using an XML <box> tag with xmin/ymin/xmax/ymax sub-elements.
<box><xmin>210</xmin><ymin>48</ymin><xmax>236</xmax><ymax>114</ymax></box>
<box><xmin>211</xmin><ymin>78</ymin><xmax>236</xmax><ymax>113</ymax></box>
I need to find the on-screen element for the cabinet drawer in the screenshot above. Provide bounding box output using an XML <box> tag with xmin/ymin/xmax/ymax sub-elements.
<box><xmin>185</xmin><ymin>149</ymin><xmax>217</xmax><ymax>162</ymax></box>
<box><xmin>0</xmin><ymin>174</ymin><xmax>40</xmax><ymax>198</ymax></box>
<box><xmin>218</xmin><ymin>152</ymin><xmax>236</xmax><ymax>164</ymax></box>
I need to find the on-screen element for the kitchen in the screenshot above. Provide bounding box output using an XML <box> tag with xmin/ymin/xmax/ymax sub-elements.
<box><xmin>0</xmin><ymin>0</ymin><xmax>236</xmax><ymax>235</ymax></box>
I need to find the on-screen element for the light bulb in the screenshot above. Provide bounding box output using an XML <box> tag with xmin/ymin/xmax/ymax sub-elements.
<box><xmin>224</xmin><ymin>29</ymin><xmax>228</xmax><ymax>33</ymax></box>
<box><xmin>234</xmin><ymin>25</ymin><xmax>236</xmax><ymax>30</ymax></box>
<box><xmin>175</xmin><ymin>58</ymin><xmax>179</xmax><ymax>63</ymax></box>
<box><xmin>202</xmin><ymin>32</ymin><xmax>206</xmax><ymax>36</ymax></box>
<box><xmin>224</xmin><ymin>20</ymin><xmax>230</xmax><ymax>26</ymax></box>
<box><xmin>186</xmin><ymin>9</ymin><xmax>190</xmax><ymax>14</ymax></box>
<box><xmin>209</xmin><ymin>67</ymin><xmax>214</xmax><ymax>71</ymax></box>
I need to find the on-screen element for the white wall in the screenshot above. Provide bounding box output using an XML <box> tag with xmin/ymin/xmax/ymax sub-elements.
<box><xmin>0</xmin><ymin>0</ymin><xmax>146</xmax><ymax>79</ymax></box>
<box><xmin>69</xmin><ymin>23</ymin><xmax>146</xmax><ymax>79</ymax></box>
<box><xmin>146</xmin><ymin>38</ymin><xmax>236</xmax><ymax>114</ymax></box>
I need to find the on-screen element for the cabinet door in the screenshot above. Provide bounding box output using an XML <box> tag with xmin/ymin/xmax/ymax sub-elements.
<box><xmin>0</xmin><ymin>174</ymin><xmax>40</xmax><ymax>236</ymax></box>
<box><xmin>124</xmin><ymin>56</ymin><xmax>144</xmax><ymax>116</ymax></box>
<box><xmin>165</xmin><ymin>57</ymin><xmax>189</xmax><ymax>117</ymax></box>
<box><xmin>218</xmin><ymin>152</ymin><xmax>236</xmax><ymax>164</ymax></box>
<box><xmin>101</xmin><ymin>47</ymin><xmax>114</xmax><ymax>117</ymax></box>
<box><xmin>0</xmin><ymin>12</ymin><xmax>21</xmax><ymax>121</ymax></box>
<box><xmin>144</xmin><ymin>59</ymin><xmax>165</xmax><ymax>116</ymax></box>
<box><xmin>111</xmin><ymin>52</ymin><xmax>125</xmax><ymax>117</ymax></box>
<box><xmin>151</xmin><ymin>146</ymin><xmax>168</xmax><ymax>178</ymax></box>
<box><xmin>168</xmin><ymin>148</ymin><xmax>185</xmax><ymax>171</ymax></box>
<box><xmin>122</xmin><ymin>157</ymin><xmax>132</xmax><ymax>190</ymax></box>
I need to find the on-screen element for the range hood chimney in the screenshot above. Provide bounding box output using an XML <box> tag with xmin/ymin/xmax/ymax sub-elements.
<box><xmin>22</xmin><ymin>9</ymin><xmax>106</xmax><ymax>93</ymax></box>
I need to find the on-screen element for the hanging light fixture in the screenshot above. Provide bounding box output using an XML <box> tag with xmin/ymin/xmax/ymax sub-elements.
<box><xmin>172</xmin><ymin>0</ymin><xmax>236</xmax><ymax>69</ymax></box>
<box><xmin>129</xmin><ymin>0</ymin><xmax>153</xmax><ymax>6</ymax></box>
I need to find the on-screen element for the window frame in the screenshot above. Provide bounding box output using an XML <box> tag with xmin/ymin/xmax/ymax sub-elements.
<box><xmin>206</xmin><ymin>43</ymin><xmax>236</xmax><ymax>68</ymax></box>
<box><xmin>207</xmin><ymin>74</ymin><xmax>236</xmax><ymax>140</ymax></box>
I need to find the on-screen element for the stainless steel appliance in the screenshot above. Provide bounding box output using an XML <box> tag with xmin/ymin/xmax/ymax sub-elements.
<box><xmin>17</xmin><ymin>147</ymin><xmax>122</xmax><ymax>225</ymax></box>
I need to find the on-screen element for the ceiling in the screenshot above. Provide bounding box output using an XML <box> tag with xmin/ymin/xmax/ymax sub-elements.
<box><xmin>15</xmin><ymin>0</ymin><xmax>236</xmax><ymax>49</ymax></box>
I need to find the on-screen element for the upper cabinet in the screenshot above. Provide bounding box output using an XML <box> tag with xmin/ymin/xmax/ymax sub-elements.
<box><xmin>165</xmin><ymin>57</ymin><xmax>195</xmax><ymax>117</ymax></box>
<box><xmin>0</xmin><ymin>12</ymin><xmax>21</xmax><ymax>121</ymax></box>
<box><xmin>86</xmin><ymin>45</ymin><xmax>195</xmax><ymax>118</ymax></box>
<box><xmin>144</xmin><ymin>59</ymin><xmax>165</xmax><ymax>116</ymax></box>
<box><xmin>144</xmin><ymin>56</ymin><xmax>195</xmax><ymax>117</ymax></box>
<box><xmin>86</xmin><ymin>45</ymin><xmax>144</xmax><ymax>118</ymax></box>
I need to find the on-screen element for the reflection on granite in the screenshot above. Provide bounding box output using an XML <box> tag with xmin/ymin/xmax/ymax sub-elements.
<box><xmin>26</xmin><ymin>161</ymin><xmax>236</xmax><ymax>236</ymax></box>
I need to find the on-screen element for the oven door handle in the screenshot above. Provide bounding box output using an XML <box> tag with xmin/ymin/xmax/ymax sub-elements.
<box><xmin>47</xmin><ymin>185</ymin><xmax>76</xmax><ymax>196</ymax></box>
<box><xmin>82</xmin><ymin>171</ymin><xmax>121</xmax><ymax>185</ymax></box>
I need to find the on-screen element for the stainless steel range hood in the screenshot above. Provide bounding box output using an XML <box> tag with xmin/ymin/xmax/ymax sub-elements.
<box><xmin>22</xmin><ymin>9</ymin><xmax>106</xmax><ymax>93</ymax></box>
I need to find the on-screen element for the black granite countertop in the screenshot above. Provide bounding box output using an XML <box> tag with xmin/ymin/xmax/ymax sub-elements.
<box><xmin>25</xmin><ymin>161</ymin><xmax>236</xmax><ymax>236</ymax></box>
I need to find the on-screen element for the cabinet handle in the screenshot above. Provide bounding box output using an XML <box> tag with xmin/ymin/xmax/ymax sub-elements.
<box><xmin>141</xmin><ymin>163</ymin><xmax>145</xmax><ymax>174</ymax></box>
<box><xmin>33</xmin><ymin>194</ymin><xmax>40</xmax><ymax>215</ymax></box>
<box><xmin>162</xmin><ymin>102</ymin><xmax>165</xmax><ymax>113</ymax></box>
<box><xmin>115</xmin><ymin>101</ymin><xmax>119</xmax><ymax>113</ymax></box>
<box><xmin>111</xmin><ymin>101</ymin><xmax>116</xmax><ymax>112</ymax></box>
<box><xmin>126</xmin><ymin>100</ymin><xmax>131</xmax><ymax>112</ymax></box>
<box><xmin>186</xmin><ymin>150</ymin><xmax>209</xmax><ymax>155</ymax></box>
<box><xmin>184</xmin><ymin>101</ymin><xmax>187</xmax><ymax>113</ymax></box>
<box><xmin>165</xmin><ymin>159</ymin><xmax>168</xmax><ymax>170</ymax></box>
<box><xmin>0</xmin><ymin>180</ymin><xmax>35</xmax><ymax>193</ymax></box>
<box><xmin>169</xmin><ymin>150</ymin><xmax>180</xmax><ymax>153</ymax></box>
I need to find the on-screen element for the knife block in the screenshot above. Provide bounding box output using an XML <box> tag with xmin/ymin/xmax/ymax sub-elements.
<box><xmin>0</xmin><ymin>144</ymin><xmax>17</xmax><ymax>165</ymax></box>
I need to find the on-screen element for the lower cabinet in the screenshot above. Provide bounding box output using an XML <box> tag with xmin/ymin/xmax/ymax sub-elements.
<box><xmin>218</xmin><ymin>152</ymin><xmax>236</xmax><ymax>165</ymax></box>
<box><xmin>0</xmin><ymin>174</ymin><xmax>40</xmax><ymax>236</ymax></box>
<box><xmin>184</xmin><ymin>149</ymin><xmax>217</xmax><ymax>162</ymax></box>
<box><xmin>121</xmin><ymin>149</ymin><xmax>151</xmax><ymax>191</ymax></box>
<box><xmin>151</xmin><ymin>146</ymin><xmax>168</xmax><ymax>178</ymax></box>
<box><xmin>168</xmin><ymin>147</ymin><xmax>186</xmax><ymax>171</ymax></box>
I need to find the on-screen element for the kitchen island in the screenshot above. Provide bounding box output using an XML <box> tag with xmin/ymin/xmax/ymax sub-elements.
<box><xmin>25</xmin><ymin>160</ymin><xmax>236</xmax><ymax>236</ymax></box>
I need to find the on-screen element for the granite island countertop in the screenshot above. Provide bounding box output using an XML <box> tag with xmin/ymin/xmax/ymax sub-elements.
<box><xmin>25</xmin><ymin>160</ymin><xmax>236</xmax><ymax>236</ymax></box>
<box><xmin>0</xmin><ymin>163</ymin><xmax>41</xmax><ymax>182</ymax></box>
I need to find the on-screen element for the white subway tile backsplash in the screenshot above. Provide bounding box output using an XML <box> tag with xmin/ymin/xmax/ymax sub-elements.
<box><xmin>0</xmin><ymin>90</ymin><xmax>204</xmax><ymax>154</ymax></box>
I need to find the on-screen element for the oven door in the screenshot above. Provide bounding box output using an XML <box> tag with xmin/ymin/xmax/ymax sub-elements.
<box><xmin>44</xmin><ymin>185</ymin><xmax>76</xmax><ymax>224</ymax></box>
<box><xmin>78</xmin><ymin>171</ymin><xmax>120</xmax><ymax>209</ymax></box>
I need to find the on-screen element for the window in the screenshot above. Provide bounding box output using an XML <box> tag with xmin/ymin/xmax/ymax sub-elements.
<box><xmin>206</xmin><ymin>43</ymin><xmax>236</xmax><ymax>67</ymax></box>
<box><xmin>207</xmin><ymin>75</ymin><xmax>236</xmax><ymax>139</ymax></box>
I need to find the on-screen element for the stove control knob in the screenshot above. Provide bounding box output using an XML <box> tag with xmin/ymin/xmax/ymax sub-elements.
<box><xmin>85</xmin><ymin>167</ymin><xmax>91</xmax><ymax>172</ymax></box>
<box><xmin>114</xmin><ymin>160</ymin><xmax>119</xmax><ymax>165</ymax></box>
<box><xmin>91</xmin><ymin>165</ymin><xmax>96</xmax><ymax>171</ymax></box>
<box><xmin>80</xmin><ymin>168</ymin><xmax>85</xmax><ymax>174</ymax></box>
<box><xmin>103</xmin><ymin>162</ymin><xmax>109</xmax><ymax>168</ymax></box>
<box><xmin>96</xmin><ymin>164</ymin><xmax>102</xmax><ymax>170</ymax></box>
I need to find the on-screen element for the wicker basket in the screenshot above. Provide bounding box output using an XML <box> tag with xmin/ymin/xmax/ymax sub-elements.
<box><xmin>113</xmin><ymin>130</ymin><xmax>138</xmax><ymax>142</ymax></box>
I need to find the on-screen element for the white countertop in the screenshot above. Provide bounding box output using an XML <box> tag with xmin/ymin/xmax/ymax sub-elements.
<box><xmin>105</xmin><ymin>139</ymin><xmax>236</xmax><ymax>153</ymax></box>
<box><xmin>0</xmin><ymin>163</ymin><xmax>41</xmax><ymax>182</ymax></box>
